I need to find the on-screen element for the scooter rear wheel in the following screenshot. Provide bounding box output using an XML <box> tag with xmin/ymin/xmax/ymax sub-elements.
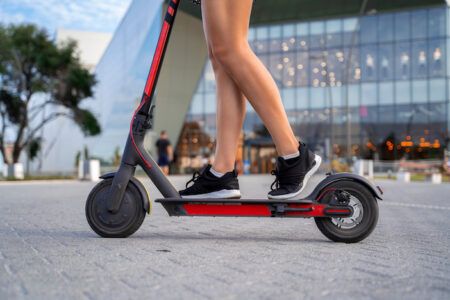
<box><xmin>85</xmin><ymin>178</ymin><xmax>146</xmax><ymax>238</ymax></box>
<box><xmin>314</xmin><ymin>180</ymin><xmax>378</xmax><ymax>243</ymax></box>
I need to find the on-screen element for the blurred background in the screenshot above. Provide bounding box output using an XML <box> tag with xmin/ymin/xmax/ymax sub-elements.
<box><xmin>1</xmin><ymin>0</ymin><xmax>450</xmax><ymax>181</ymax></box>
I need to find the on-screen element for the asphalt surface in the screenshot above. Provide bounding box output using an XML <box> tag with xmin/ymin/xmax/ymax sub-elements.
<box><xmin>0</xmin><ymin>175</ymin><xmax>449</xmax><ymax>300</ymax></box>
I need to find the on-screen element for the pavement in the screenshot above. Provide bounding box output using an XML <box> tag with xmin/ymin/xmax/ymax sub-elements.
<box><xmin>0</xmin><ymin>174</ymin><xmax>449</xmax><ymax>300</ymax></box>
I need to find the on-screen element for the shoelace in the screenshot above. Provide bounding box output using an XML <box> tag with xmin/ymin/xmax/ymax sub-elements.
<box><xmin>186</xmin><ymin>171</ymin><xmax>202</xmax><ymax>188</ymax></box>
<box><xmin>270</xmin><ymin>169</ymin><xmax>280</xmax><ymax>190</ymax></box>
<box><xmin>270</xmin><ymin>169</ymin><xmax>305</xmax><ymax>191</ymax></box>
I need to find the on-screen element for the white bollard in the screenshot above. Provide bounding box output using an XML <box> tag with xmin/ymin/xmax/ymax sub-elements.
<box><xmin>352</xmin><ymin>159</ymin><xmax>374</xmax><ymax>179</ymax></box>
<box><xmin>3</xmin><ymin>163</ymin><xmax>25</xmax><ymax>179</ymax></box>
<box><xmin>89</xmin><ymin>160</ymin><xmax>100</xmax><ymax>182</ymax></box>
<box><xmin>430</xmin><ymin>173</ymin><xmax>442</xmax><ymax>184</ymax></box>
<box><xmin>396</xmin><ymin>171</ymin><xmax>410</xmax><ymax>183</ymax></box>
<box><xmin>78</xmin><ymin>159</ymin><xmax>100</xmax><ymax>181</ymax></box>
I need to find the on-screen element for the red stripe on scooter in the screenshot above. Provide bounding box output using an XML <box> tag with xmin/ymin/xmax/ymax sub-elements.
<box><xmin>326</xmin><ymin>209</ymin><xmax>352</xmax><ymax>214</ymax></box>
<box><xmin>183</xmin><ymin>204</ymin><xmax>272</xmax><ymax>217</ymax></box>
<box><xmin>144</xmin><ymin>21</ymin><xmax>170</xmax><ymax>96</ymax></box>
<box><xmin>284</xmin><ymin>204</ymin><xmax>326</xmax><ymax>217</ymax></box>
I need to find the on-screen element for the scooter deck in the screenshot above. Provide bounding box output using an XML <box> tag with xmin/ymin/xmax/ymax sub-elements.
<box><xmin>155</xmin><ymin>198</ymin><xmax>352</xmax><ymax>218</ymax></box>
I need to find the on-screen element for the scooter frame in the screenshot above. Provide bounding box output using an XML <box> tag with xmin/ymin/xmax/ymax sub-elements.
<box><xmin>94</xmin><ymin>0</ymin><xmax>382</xmax><ymax>233</ymax></box>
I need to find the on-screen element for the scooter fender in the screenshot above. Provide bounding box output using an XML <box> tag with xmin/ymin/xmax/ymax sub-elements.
<box><xmin>307</xmin><ymin>172</ymin><xmax>383</xmax><ymax>201</ymax></box>
<box><xmin>100</xmin><ymin>172</ymin><xmax>151</xmax><ymax>214</ymax></box>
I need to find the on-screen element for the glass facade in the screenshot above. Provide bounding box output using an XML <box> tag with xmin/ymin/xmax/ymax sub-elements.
<box><xmin>86</xmin><ymin>0</ymin><xmax>164</xmax><ymax>159</ymax></box>
<box><xmin>182</xmin><ymin>5</ymin><xmax>450</xmax><ymax>171</ymax></box>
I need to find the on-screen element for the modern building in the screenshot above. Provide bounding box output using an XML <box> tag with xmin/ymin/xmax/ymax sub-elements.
<box><xmin>56</xmin><ymin>29</ymin><xmax>112</xmax><ymax>72</ymax></box>
<box><xmin>31</xmin><ymin>29</ymin><xmax>112</xmax><ymax>173</ymax></box>
<box><xmin>75</xmin><ymin>0</ymin><xmax>450</xmax><ymax>173</ymax></box>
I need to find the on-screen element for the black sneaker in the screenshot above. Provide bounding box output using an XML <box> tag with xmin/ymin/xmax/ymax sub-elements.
<box><xmin>268</xmin><ymin>143</ymin><xmax>321</xmax><ymax>200</ymax></box>
<box><xmin>179</xmin><ymin>165</ymin><xmax>241</xmax><ymax>199</ymax></box>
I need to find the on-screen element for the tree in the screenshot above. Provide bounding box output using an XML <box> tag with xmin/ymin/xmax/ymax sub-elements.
<box><xmin>0</xmin><ymin>24</ymin><xmax>101</xmax><ymax>166</ymax></box>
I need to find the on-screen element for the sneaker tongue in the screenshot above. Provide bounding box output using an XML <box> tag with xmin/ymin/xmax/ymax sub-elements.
<box><xmin>200</xmin><ymin>164</ymin><xmax>212</xmax><ymax>175</ymax></box>
<box><xmin>277</xmin><ymin>156</ymin><xmax>289</xmax><ymax>167</ymax></box>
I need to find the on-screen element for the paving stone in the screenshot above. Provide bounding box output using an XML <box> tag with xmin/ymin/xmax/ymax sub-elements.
<box><xmin>0</xmin><ymin>175</ymin><xmax>449</xmax><ymax>299</ymax></box>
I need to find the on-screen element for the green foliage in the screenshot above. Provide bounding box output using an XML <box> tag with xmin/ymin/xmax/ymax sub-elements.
<box><xmin>83</xmin><ymin>145</ymin><xmax>89</xmax><ymax>161</ymax></box>
<box><xmin>27</xmin><ymin>137</ymin><xmax>42</xmax><ymax>161</ymax></box>
<box><xmin>112</xmin><ymin>146</ymin><xmax>121</xmax><ymax>167</ymax></box>
<box><xmin>74</xmin><ymin>108</ymin><xmax>101</xmax><ymax>136</ymax></box>
<box><xmin>74</xmin><ymin>151</ymin><xmax>81</xmax><ymax>167</ymax></box>
<box><xmin>0</xmin><ymin>90</ymin><xmax>25</xmax><ymax>125</ymax></box>
<box><xmin>0</xmin><ymin>23</ymin><xmax>101</xmax><ymax>165</ymax></box>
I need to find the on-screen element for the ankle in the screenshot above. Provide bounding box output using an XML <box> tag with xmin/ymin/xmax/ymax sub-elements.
<box><xmin>211</xmin><ymin>163</ymin><xmax>234</xmax><ymax>174</ymax></box>
<box><xmin>277</xmin><ymin>141</ymin><xmax>299</xmax><ymax>157</ymax></box>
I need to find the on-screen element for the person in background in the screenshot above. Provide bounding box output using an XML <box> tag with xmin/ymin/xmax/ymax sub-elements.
<box><xmin>155</xmin><ymin>130</ymin><xmax>173</xmax><ymax>175</ymax></box>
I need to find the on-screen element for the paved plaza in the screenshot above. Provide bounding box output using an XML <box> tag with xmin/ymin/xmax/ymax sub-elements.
<box><xmin>0</xmin><ymin>174</ymin><xmax>449</xmax><ymax>299</ymax></box>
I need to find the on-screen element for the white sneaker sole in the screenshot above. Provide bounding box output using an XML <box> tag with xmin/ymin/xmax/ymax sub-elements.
<box><xmin>268</xmin><ymin>154</ymin><xmax>322</xmax><ymax>200</ymax></box>
<box><xmin>181</xmin><ymin>189</ymin><xmax>241</xmax><ymax>199</ymax></box>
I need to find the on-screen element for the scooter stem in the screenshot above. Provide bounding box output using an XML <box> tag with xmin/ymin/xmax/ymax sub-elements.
<box><xmin>107</xmin><ymin>0</ymin><xmax>181</xmax><ymax>213</ymax></box>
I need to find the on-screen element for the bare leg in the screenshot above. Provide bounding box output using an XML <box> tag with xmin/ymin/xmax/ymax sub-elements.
<box><xmin>201</xmin><ymin>9</ymin><xmax>246</xmax><ymax>174</ymax></box>
<box><xmin>202</xmin><ymin>0</ymin><xmax>299</xmax><ymax>157</ymax></box>
<box><xmin>209</xmin><ymin>50</ymin><xmax>246</xmax><ymax>173</ymax></box>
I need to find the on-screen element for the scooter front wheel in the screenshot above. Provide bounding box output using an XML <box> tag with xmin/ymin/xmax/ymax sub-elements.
<box><xmin>85</xmin><ymin>178</ymin><xmax>146</xmax><ymax>238</ymax></box>
<box><xmin>314</xmin><ymin>180</ymin><xmax>379</xmax><ymax>243</ymax></box>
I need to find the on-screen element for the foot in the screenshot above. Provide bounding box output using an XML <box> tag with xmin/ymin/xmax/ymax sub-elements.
<box><xmin>179</xmin><ymin>165</ymin><xmax>241</xmax><ymax>199</ymax></box>
<box><xmin>268</xmin><ymin>142</ymin><xmax>322</xmax><ymax>200</ymax></box>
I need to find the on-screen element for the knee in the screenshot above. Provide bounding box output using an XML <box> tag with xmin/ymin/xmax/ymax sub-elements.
<box><xmin>207</xmin><ymin>47</ymin><xmax>221</xmax><ymax>71</ymax></box>
<box><xmin>209</xmin><ymin>40</ymin><xmax>247</xmax><ymax>70</ymax></box>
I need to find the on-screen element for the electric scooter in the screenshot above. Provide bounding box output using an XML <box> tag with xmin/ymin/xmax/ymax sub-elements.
<box><xmin>85</xmin><ymin>0</ymin><xmax>382</xmax><ymax>243</ymax></box>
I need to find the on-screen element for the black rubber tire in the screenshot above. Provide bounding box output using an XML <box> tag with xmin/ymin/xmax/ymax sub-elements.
<box><xmin>314</xmin><ymin>180</ymin><xmax>379</xmax><ymax>243</ymax></box>
<box><xmin>85</xmin><ymin>178</ymin><xmax>146</xmax><ymax>238</ymax></box>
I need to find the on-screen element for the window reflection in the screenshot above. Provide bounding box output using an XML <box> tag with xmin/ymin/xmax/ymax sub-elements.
<box><xmin>185</xmin><ymin>6</ymin><xmax>449</xmax><ymax>164</ymax></box>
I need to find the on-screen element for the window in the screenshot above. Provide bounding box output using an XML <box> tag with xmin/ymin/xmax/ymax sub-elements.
<box><xmin>269</xmin><ymin>53</ymin><xmax>283</xmax><ymax>86</ymax></box>
<box><xmin>329</xmin><ymin>86</ymin><xmax>342</xmax><ymax>107</ymax></box>
<box><xmin>412</xmin><ymin>40</ymin><xmax>428</xmax><ymax>79</ymax></box>
<box><xmin>190</xmin><ymin>94</ymin><xmax>204</xmax><ymax>115</ymax></box>
<box><xmin>296</xmin><ymin>87</ymin><xmax>309</xmax><ymax>110</ymax></box>
<box><xmin>326</xmin><ymin>20</ymin><xmax>342</xmax><ymax>48</ymax></box>
<box><xmin>204</xmin><ymin>93</ymin><xmax>216</xmax><ymax>114</ymax></box>
<box><xmin>379</xmin><ymin>82</ymin><xmax>394</xmax><ymax>104</ymax></box>
<box><xmin>342</xmin><ymin>47</ymin><xmax>360</xmax><ymax>84</ymax></box>
<box><xmin>429</xmin><ymin>79</ymin><xmax>446</xmax><ymax>102</ymax></box>
<box><xmin>296</xmin><ymin>51</ymin><xmax>309</xmax><ymax>86</ymax></box>
<box><xmin>310</xmin><ymin>87</ymin><xmax>326</xmax><ymax>108</ymax></box>
<box><xmin>282</xmin><ymin>88</ymin><xmax>296</xmax><ymax>110</ymax></box>
<box><xmin>295</xmin><ymin>23</ymin><xmax>309</xmax><ymax>51</ymax></box>
<box><xmin>395</xmin><ymin>42</ymin><xmax>411</xmax><ymax>80</ymax></box>
<box><xmin>281</xmin><ymin>24</ymin><xmax>296</xmax><ymax>53</ymax></box>
<box><xmin>327</xmin><ymin>48</ymin><xmax>344</xmax><ymax>85</ymax></box>
<box><xmin>269</xmin><ymin>25</ymin><xmax>283</xmax><ymax>52</ymax></box>
<box><xmin>378</xmin><ymin>44</ymin><xmax>394</xmax><ymax>81</ymax></box>
<box><xmin>309</xmin><ymin>50</ymin><xmax>326</xmax><ymax>87</ymax></box>
<box><xmin>412</xmin><ymin>80</ymin><xmax>428</xmax><ymax>103</ymax></box>
<box><xmin>310</xmin><ymin>21</ymin><xmax>326</xmax><ymax>49</ymax></box>
<box><xmin>428</xmin><ymin>8</ymin><xmax>446</xmax><ymax>38</ymax></box>
<box><xmin>411</xmin><ymin>10</ymin><xmax>427</xmax><ymax>39</ymax></box>
<box><xmin>428</xmin><ymin>39</ymin><xmax>446</xmax><ymax>77</ymax></box>
<box><xmin>360</xmin><ymin>15</ymin><xmax>377</xmax><ymax>44</ymax></box>
<box><xmin>248</xmin><ymin>28</ymin><xmax>256</xmax><ymax>41</ymax></box>
<box><xmin>395</xmin><ymin>81</ymin><xmax>411</xmax><ymax>104</ymax></box>
<box><xmin>360</xmin><ymin>45</ymin><xmax>377</xmax><ymax>81</ymax></box>
<box><xmin>378</xmin><ymin>14</ymin><xmax>394</xmax><ymax>43</ymax></box>
<box><xmin>347</xmin><ymin>84</ymin><xmax>360</xmax><ymax>107</ymax></box>
<box><xmin>343</xmin><ymin>18</ymin><xmax>359</xmax><ymax>46</ymax></box>
<box><xmin>279</xmin><ymin>52</ymin><xmax>296</xmax><ymax>87</ymax></box>
<box><xmin>395</xmin><ymin>12</ymin><xmax>410</xmax><ymax>41</ymax></box>
<box><xmin>361</xmin><ymin>83</ymin><xmax>377</xmax><ymax>105</ymax></box>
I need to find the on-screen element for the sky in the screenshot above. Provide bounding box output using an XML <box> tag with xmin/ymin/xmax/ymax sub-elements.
<box><xmin>0</xmin><ymin>0</ymin><xmax>133</xmax><ymax>34</ymax></box>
